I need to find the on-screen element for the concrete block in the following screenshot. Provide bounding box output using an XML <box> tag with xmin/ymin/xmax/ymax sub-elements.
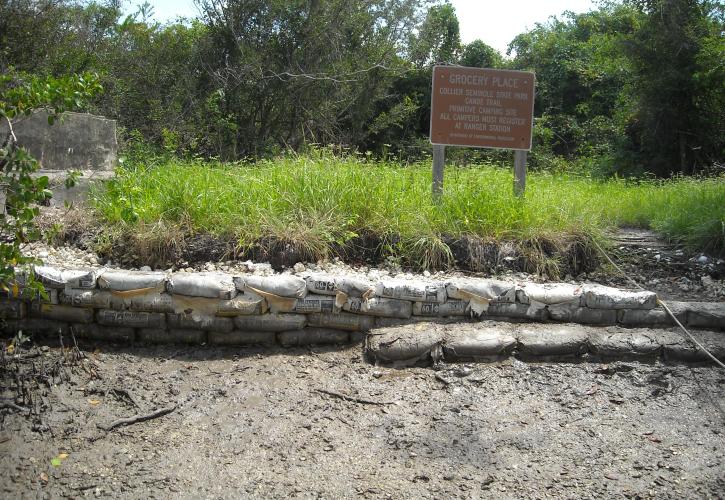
<box><xmin>308</xmin><ymin>312</ymin><xmax>374</xmax><ymax>332</ymax></box>
<box><xmin>0</xmin><ymin>300</ymin><xmax>27</xmax><ymax>319</ymax></box>
<box><xmin>1</xmin><ymin>318</ymin><xmax>68</xmax><ymax>336</ymax></box>
<box><xmin>549</xmin><ymin>306</ymin><xmax>617</xmax><ymax>325</ymax></box>
<box><xmin>366</xmin><ymin>323</ymin><xmax>444</xmax><ymax>364</ymax></box>
<box><xmin>442</xmin><ymin>324</ymin><xmax>517</xmax><ymax>360</ymax></box>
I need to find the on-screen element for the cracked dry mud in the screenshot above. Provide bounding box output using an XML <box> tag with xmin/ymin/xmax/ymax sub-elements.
<box><xmin>1</xmin><ymin>339</ymin><xmax>724</xmax><ymax>498</ymax></box>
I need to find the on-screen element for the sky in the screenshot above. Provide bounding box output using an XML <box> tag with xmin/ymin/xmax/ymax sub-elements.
<box><xmin>123</xmin><ymin>0</ymin><xmax>598</xmax><ymax>55</ymax></box>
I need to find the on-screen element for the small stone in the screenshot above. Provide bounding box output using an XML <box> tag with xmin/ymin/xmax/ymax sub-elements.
<box><xmin>293</xmin><ymin>262</ymin><xmax>306</xmax><ymax>273</ymax></box>
<box><xmin>697</xmin><ymin>255</ymin><xmax>709</xmax><ymax>264</ymax></box>
<box><xmin>140</xmin><ymin>266</ymin><xmax>152</xmax><ymax>272</ymax></box>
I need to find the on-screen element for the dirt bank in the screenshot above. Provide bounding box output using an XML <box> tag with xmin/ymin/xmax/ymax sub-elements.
<box><xmin>1</xmin><ymin>338</ymin><xmax>723</xmax><ymax>498</ymax></box>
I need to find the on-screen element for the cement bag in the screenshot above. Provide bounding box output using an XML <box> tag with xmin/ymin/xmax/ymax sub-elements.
<box><xmin>582</xmin><ymin>284</ymin><xmax>657</xmax><ymax>310</ymax></box>
<box><xmin>278</xmin><ymin>328</ymin><xmax>349</xmax><ymax>346</ymax></box>
<box><xmin>234</xmin><ymin>313</ymin><xmax>307</xmax><ymax>332</ymax></box>
<box><xmin>412</xmin><ymin>300</ymin><xmax>468</xmax><ymax>317</ymax></box>
<box><xmin>97</xmin><ymin>269</ymin><xmax>167</xmax><ymax>293</ymax></box>
<box><xmin>516</xmin><ymin>325</ymin><xmax>589</xmax><ymax>357</ymax></box>
<box><xmin>167</xmin><ymin>272</ymin><xmax>236</xmax><ymax>299</ymax></box>
<box><xmin>96</xmin><ymin>309</ymin><xmax>166</xmax><ymax>328</ymax></box>
<box><xmin>20</xmin><ymin>266</ymin><xmax>99</xmax><ymax>289</ymax></box>
<box><xmin>442</xmin><ymin>325</ymin><xmax>517</xmax><ymax>360</ymax></box>
<box><xmin>549</xmin><ymin>306</ymin><xmax>616</xmax><ymax>325</ymax></box>
<box><xmin>60</xmin><ymin>289</ymin><xmax>124</xmax><ymax>310</ymax></box>
<box><xmin>304</xmin><ymin>274</ymin><xmax>374</xmax><ymax>298</ymax></box>
<box><xmin>343</xmin><ymin>297</ymin><xmax>412</xmax><ymax>319</ymax></box>
<box><xmin>71</xmin><ymin>323</ymin><xmax>134</xmax><ymax>342</ymax></box>
<box><xmin>2</xmin><ymin>318</ymin><xmax>68</xmax><ymax>336</ymax></box>
<box><xmin>486</xmin><ymin>302</ymin><xmax>548</xmax><ymax>321</ymax></box>
<box><xmin>366</xmin><ymin>324</ymin><xmax>444</xmax><ymax>365</ymax></box>
<box><xmin>167</xmin><ymin>313</ymin><xmax>233</xmax><ymax>332</ymax></box>
<box><xmin>237</xmin><ymin>275</ymin><xmax>306</xmax><ymax>298</ymax></box>
<box><xmin>208</xmin><ymin>330</ymin><xmax>277</xmax><ymax>345</ymax></box>
<box><xmin>308</xmin><ymin>311</ymin><xmax>375</xmax><ymax>332</ymax></box>
<box><xmin>30</xmin><ymin>303</ymin><xmax>94</xmax><ymax>323</ymax></box>
<box><xmin>0</xmin><ymin>300</ymin><xmax>26</xmax><ymax>319</ymax></box>
<box><xmin>375</xmin><ymin>280</ymin><xmax>446</xmax><ymax>303</ymax></box>
<box><xmin>137</xmin><ymin>328</ymin><xmax>206</xmax><ymax>345</ymax></box>
<box><xmin>172</xmin><ymin>293</ymin><xmax>266</xmax><ymax>318</ymax></box>
<box><xmin>127</xmin><ymin>293</ymin><xmax>175</xmax><ymax>313</ymax></box>
<box><xmin>685</xmin><ymin>302</ymin><xmax>725</xmax><ymax>330</ymax></box>
<box><xmin>446</xmin><ymin>279</ymin><xmax>516</xmax><ymax>316</ymax></box>
<box><xmin>292</xmin><ymin>294</ymin><xmax>336</xmax><ymax>314</ymax></box>
<box><xmin>516</xmin><ymin>283</ymin><xmax>583</xmax><ymax>306</ymax></box>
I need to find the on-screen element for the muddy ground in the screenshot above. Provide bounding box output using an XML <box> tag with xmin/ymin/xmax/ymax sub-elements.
<box><xmin>1</xmin><ymin>337</ymin><xmax>724</xmax><ymax>499</ymax></box>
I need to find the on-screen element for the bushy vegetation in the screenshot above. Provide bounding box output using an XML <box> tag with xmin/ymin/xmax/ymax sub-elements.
<box><xmin>91</xmin><ymin>151</ymin><xmax>725</xmax><ymax>271</ymax></box>
<box><xmin>1</xmin><ymin>0</ymin><xmax>722</xmax><ymax>175</ymax></box>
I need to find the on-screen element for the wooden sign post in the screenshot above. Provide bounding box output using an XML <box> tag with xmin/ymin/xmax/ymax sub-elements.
<box><xmin>429</xmin><ymin>66</ymin><xmax>535</xmax><ymax>198</ymax></box>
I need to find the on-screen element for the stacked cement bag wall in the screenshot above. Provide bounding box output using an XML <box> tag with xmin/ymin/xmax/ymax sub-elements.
<box><xmin>1</xmin><ymin>267</ymin><xmax>723</xmax><ymax>346</ymax></box>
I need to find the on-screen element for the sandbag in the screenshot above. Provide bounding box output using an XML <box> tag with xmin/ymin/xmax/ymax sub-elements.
<box><xmin>685</xmin><ymin>302</ymin><xmax>725</xmax><ymax>330</ymax></box>
<box><xmin>30</xmin><ymin>303</ymin><xmax>94</xmax><ymax>323</ymax></box>
<box><xmin>516</xmin><ymin>325</ymin><xmax>589</xmax><ymax>357</ymax></box>
<box><xmin>237</xmin><ymin>275</ymin><xmax>306</xmax><ymax>298</ymax></box>
<box><xmin>278</xmin><ymin>328</ymin><xmax>349</xmax><ymax>346</ymax></box>
<box><xmin>374</xmin><ymin>280</ymin><xmax>447</xmax><ymax>303</ymax></box>
<box><xmin>292</xmin><ymin>294</ymin><xmax>336</xmax><ymax>314</ymax></box>
<box><xmin>549</xmin><ymin>306</ymin><xmax>616</xmax><ymax>325</ymax></box>
<box><xmin>208</xmin><ymin>330</ymin><xmax>277</xmax><ymax>345</ymax></box>
<box><xmin>0</xmin><ymin>300</ymin><xmax>26</xmax><ymax>319</ymax></box>
<box><xmin>304</xmin><ymin>274</ymin><xmax>374</xmax><ymax>298</ymax></box>
<box><xmin>343</xmin><ymin>297</ymin><xmax>412</xmax><ymax>319</ymax></box>
<box><xmin>71</xmin><ymin>323</ymin><xmax>134</xmax><ymax>342</ymax></box>
<box><xmin>172</xmin><ymin>293</ymin><xmax>266</xmax><ymax>318</ymax></box>
<box><xmin>97</xmin><ymin>269</ymin><xmax>167</xmax><ymax>292</ymax></box>
<box><xmin>588</xmin><ymin>330</ymin><xmax>661</xmax><ymax>357</ymax></box>
<box><xmin>1</xmin><ymin>318</ymin><xmax>69</xmax><ymax>336</ymax></box>
<box><xmin>127</xmin><ymin>292</ymin><xmax>176</xmax><ymax>313</ymax></box>
<box><xmin>486</xmin><ymin>302</ymin><xmax>548</xmax><ymax>321</ymax></box>
<box><xmin>661</xmin><ymin>330</ymin><xmax>725</xmax><ymax>362</ymax></box>
<box><xmin>137</xmin><ymin>328</ymin><xmax>206</xmax><ymax>345</ymax></box>
<box><xmin>446</xmin><ymin>279</ymin><xmax>516</xmax><ymax>302</ymax></box>
<box><xmin>96</xmin><ymin>309</ymin><xmax>166</xmax><ymax>328</ymax></box>
<box><xmin>167</xmin><ymin>313</ymin><xmax>233</xmax><ymax>332</ymax></box>
<box><xmin>412</xmin><ymin>300</ymin><xmax>468</xmax><ymax>317</ymax></box>
<box><xmin>617</xmin><ymin>303</ymin><xmax>686</xmax><ymax>328</ymax></box>
<box><xmin>30</xmin><ymin>266</ymin><xmax>99</xmax><ymax>289</ymax></box>
<box><xmin>516</xmin><ymin>283</ymin><xmax>583</xmax><ymax>306</ymax></box>
<box><xmin>442</xmin><ymin>325</ymin><xmax>517</xmax><ymax>360</ymax></box>
<box><xmin>234</xmin><ymin>313</ymin><xmax>307</xmax><ymax>332</ymax></box>
<box><xmin>60</xmin><ymin>289</ymin><xmax>124</xmax><ymax>310</ymax></box>
<box><xmin>582</xmin><ymin>284</ymin><xmax>657</xmax><ymax>310</ymax></box>
<box><xmin>167</xmin><ymin>272</ymin><xmax>237</xmax><ymax>299</ymax></box>
<box><xmin>366</xmin><ymin>323</ymin><xmax>444</xmax><ymax>364</ymax></box>
<box><xmin>307</xmin><ymin>311</ymin><xmax>375</xmax><ymax>332</ymax></box>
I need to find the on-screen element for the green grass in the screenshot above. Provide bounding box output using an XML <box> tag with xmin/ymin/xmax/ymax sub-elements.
<box><xmin>90</xmin><ymin>152</ymin><xmax>725</xmax><ymax>267</ymax></box>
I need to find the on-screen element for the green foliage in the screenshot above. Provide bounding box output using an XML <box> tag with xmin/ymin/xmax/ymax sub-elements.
<box><xmin>0</xmin><ymin>70</ymin><xmax>101</xmax><ymax>289</ymax></box>
<box><xmin>91</xmin><ymin>153</ymin><xmax>725</xmax><ymax>266</ymax></box>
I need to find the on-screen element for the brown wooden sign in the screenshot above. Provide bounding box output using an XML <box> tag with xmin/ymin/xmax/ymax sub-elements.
<box><xmin>430</xmin><ymin>66</ymin><xmax>535</xmax><ymax>151</ymax></box>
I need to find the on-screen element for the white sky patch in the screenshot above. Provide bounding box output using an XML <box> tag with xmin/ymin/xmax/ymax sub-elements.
<box><xmin>123</xmin><ymin>0</ymin><xmax>598</xmax><ymax>56</ymax></box>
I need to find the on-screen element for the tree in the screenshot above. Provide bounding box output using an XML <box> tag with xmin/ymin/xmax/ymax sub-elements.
<box><xmin>459</xmin><ymin>40</ymin><xmax>503</xmax><ymax>69</ymax></box>
<box><xmin>0</xmin><ymin>70</ymin><xmax>101</xmax><ymax>290</ymax></box>
<box><xmin>624</xmin><ymin>0</ymin><xmax>724</xmax><ymax>175</ymax></box>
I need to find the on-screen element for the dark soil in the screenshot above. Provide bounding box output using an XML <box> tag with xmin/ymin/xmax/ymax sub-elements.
<box><xmin>1</xmin><ymin>338</ymin><xmax>724</xmax><ymax>498</ymax></box>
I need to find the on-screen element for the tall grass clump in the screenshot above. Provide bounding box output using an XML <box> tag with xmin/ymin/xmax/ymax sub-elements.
<box><xmin>90</xmin><ymin>150</ymin><xmax>725</xmax><ymax>270</ymax></box>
